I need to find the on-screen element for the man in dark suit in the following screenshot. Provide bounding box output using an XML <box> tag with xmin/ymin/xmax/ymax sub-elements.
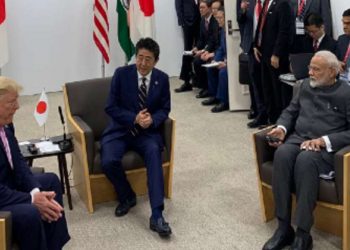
<box><xmin>300</xmin><ymin>13</ymin><xmax>336</xmax><ymax>54</ymax></box>
<box><xmin>290</xmin><ymin>0</ymin><xmax>333</xmax><ymax>53</ymax></box>
<box><xmin>0</xmin><ymin>77</ymin><xmax>70</xmax><ymax>250</ymax></box>
<box><xmin>174</xmin><ymin>0</ymin><xmax>200</xmax><ymax>93</ymax></box>
<box><xmin>263</xmin><ymin>51</ymin><xmax>349</xmax><ymax>250</ymax></box>
<box><xmin>192</xmin><ymin>0</ymin><xmax>219</xmax><ymax>98</ymax></box>
<box><xmin>336</xmin><ymin>9</ymin><xmax>350</xmax><ymax>82</ymax></box>
<box><xmin>100</xmin><ymin>38</ymin><xmax>172</xmax><ymax>237</ymax></box>
<box><xmin>253</xmin><ymin>0</ymin><xmax>294</xmax><ymax>124</ymax></box>
<box><xmin>237</xmin><ymin>0</ymin><xmax>268</xmax><ymax>128</ymax></box>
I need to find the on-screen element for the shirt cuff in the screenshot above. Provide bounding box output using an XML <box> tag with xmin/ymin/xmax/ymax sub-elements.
<box><xmin>30</xmin><ymin>188</ymin><xmax>40</xmax><ymax>203</ymax></box>
<box><xmin>322</xmin><ymin>136</ymin><xmax>333</xmax><ymax>152</ymax></box>
<box><xmin>277</xmin><ymin>125</ymin><xmax>287</xmax><ymax>135</ymax></box>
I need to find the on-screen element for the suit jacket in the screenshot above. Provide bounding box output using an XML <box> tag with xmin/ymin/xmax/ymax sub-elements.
<box><xmin>196</xmin><ymin>15</ymin><xmax>219</xmax><ymax>52</ymax></box>
<box><xmin>290</xmin><ymin>0</ymin><xmax>333</xmax><ymax>36</ymax></box>
<box><xmin>175</xmin><ymin>0</ymin><xmax>200</xmax><ymax>27</ymax></box>
<box><xmin>300</xmin><ymin>34</ymin><xmax>336</xmax><ymax>54</ymax></box>
<box><xmin>277</xmin><ymin>79</ymin><xmax>350</xmax><ymax>152</ymax></box>
<box><xmin>0</xmin><ymin>124</ymin><xmax>41</xmax><ymax>209</ymax></box>
<box><xmin>254</xmin><ymin>0</ymin><xmax>293</xmax><ymax>60</ymax></box>
<box><xmin>237</xmin><ymin>0</ymin><xmax>256</xmax><ymax>53</ymax></box>
<box><xmin>101</xmin><ymin>64</ymin><xmax>171</xmax><ymax>147</ymax></box>
<box><xmin>336</xmin><ymin>34</ymin><xmax>350</xmax><ymax>62</ymax></box>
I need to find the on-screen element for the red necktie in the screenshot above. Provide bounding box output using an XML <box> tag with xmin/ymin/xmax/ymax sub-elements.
<box><xmin>298</xmin><ymin>0</ymin><xmax>305</xmax><ymax>16</ymax></box>
<box><xmin>0</xmin><ymin>127</ymin><xmax>13</xmax><ymax>169</ymax></box>
<box><xmin>343</xmin><ymin>43</ymin><xmax>350</xmax><ymax>63</ymax></box>
<box><xmin>255</xmin><ymin>0</ymin><xmax>262</xmax><ymax>20</ymax></box>
<box><xmin>258</xmin><ymin>0</ymin><xmax>270</xmax><ymax>33</ymax></box>
<box><xmin>313</xmin><ymin>40</ymin><xmax>318</xmax><ymax>52</ymax></box>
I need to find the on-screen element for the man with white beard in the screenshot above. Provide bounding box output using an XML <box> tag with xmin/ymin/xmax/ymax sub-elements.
<box><xmin>262</xmin><ymin>50</ymin><xmax>350</xmax><ymax>250</ymax></box>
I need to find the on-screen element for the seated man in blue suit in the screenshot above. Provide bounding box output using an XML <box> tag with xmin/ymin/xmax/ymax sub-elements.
<box><xmin>201</xmin><ymin>7</ymin><xmax>229</xmax><ymax>112</ymax></box>
<box><xmin>0</xmin><ymin>77</ymin><xmax>70</xmax><ymax>250</ymax></box>
<box><xmin>100</xmin><ymin>38</ymin><xmax>172</xmax><ymax>237</ymax></box>
<box><xmin>336</xmin><ymin>8</ymin><xmax>350</xmax><ymax>82</ymax></box>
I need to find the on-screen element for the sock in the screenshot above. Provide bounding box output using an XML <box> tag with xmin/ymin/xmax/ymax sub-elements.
<box><xmin>151</xmin><ymin>207</ymin><xmax>163</xmax><ymax>220</ymax></box>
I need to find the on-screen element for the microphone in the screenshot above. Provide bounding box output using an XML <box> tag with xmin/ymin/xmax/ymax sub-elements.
<box><xmin>58</xmin><ymin>106</ymin><xmax>67</xmax><ymax>141</ymax></box>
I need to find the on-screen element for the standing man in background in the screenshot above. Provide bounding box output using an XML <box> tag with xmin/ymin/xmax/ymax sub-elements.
<box><xmin>253</xmin><ymin>0</ymin><xmax>294</xmax><ymax>124</ymax></box>
<box><xmin>101</xmin><ymin>38</ymin><xmax>172</xmax><ymax>238</ymax></box>
<box><xmin>174</xmin><ymin>0</ymin><xmax>201</xmax><ymax>93</ymax></box>
<box><xmin>336</xmin><ymin>9</ymin><xmax>350</xmax><ymax>82</ymax></box>
<box><xmin>237</xmin><ymin>0</ymin><xmax>268</xmax><ymax>128</ymax></box>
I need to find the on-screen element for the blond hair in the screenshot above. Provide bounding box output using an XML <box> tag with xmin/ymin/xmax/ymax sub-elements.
<box><xmin>0</xmin><ymin>76</ymin><xmax>22</xmax><ymax>97</ymax></box>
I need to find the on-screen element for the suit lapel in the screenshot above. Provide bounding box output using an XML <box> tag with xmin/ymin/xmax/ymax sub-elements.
<box><xmin>304</xmin><ymin>0</ymin><xmax>312</xmax><ymax>14</ymax></box>
<box><xmin>146</xmin><ymin>71</ymin><xmax>158</xmax><ymax>107</ymax></box>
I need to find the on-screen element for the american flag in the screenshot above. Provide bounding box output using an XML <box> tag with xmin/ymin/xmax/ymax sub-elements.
<box><xmin>93</xmin><ymin>0</ymin><xmax>110</xmax><ymax>63</ymax></box>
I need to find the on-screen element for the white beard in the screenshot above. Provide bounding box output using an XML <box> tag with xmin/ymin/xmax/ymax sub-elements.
<box><xmin>309</xmin><ymin>79</ymin><xmax>321</xmax><ymax>88</ymax></box>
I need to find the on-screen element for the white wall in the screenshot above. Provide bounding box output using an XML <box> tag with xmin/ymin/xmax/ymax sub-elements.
<box><xmin>330</xmin><ymin>0</ymin><xmax>348</xmax><ymax>38</ymax></box>
<box><xmin>2</xmin><ymin>0</ymin><xmax>183</xmax><ymax>95</ymax></box>
<box><xmin>1</xmin><ymin>1</ymin><xmax>348</xmax><ymax>95</ymax></box>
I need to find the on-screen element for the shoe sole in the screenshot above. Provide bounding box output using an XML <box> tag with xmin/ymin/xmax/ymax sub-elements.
<box><xmin>150</xmin><ymin>224</ymin><xmax>172</xmax><ymax>237</ymax></box>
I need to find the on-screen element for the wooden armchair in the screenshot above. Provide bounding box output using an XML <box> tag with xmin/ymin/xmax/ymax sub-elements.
<box><xmin>253</xmin><ymin>127</ymin><xmax>350</xmax><ymax>250</ymax></box>
<box><xmin>63</xmin><ymin>77</ymin><xmax>175</xmax><ymax>213</ymax></box>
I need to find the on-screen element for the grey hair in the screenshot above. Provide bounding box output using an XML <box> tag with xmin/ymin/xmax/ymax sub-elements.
<box><xmin>314</xmin><ymin>50</ymin><xmax>340</xmax><ymax>74</ymax></box>
<box><xmin>0</xmin><ymin>76</ymin><xmax>22</xmax><ymax>97</ymax></box>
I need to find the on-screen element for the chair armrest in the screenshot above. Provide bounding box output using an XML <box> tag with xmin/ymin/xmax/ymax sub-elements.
<box><xmin>71</xmin><ymin>115</ymin><xmax>95</xmax><ymax>173</ymax></box>
<box><xmin>161</xmin><ymin>118</ymin><xmax>174</xmax><ymax>159</ymax></box>
<box><xmin>253</xmin><ymin>126</ymin><xmax>276</xmax><ymax>170</ymax></box>
<box><xmin>0</xmin><ymin>211</ymin><xmax>11</xmax><ymax>250</ymax></box>
<box><xmin>334</xmin><ymin>145</ymin><xmax>350</xmax><ymax>204</ymax></box>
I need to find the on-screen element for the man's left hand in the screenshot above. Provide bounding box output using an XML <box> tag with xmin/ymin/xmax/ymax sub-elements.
<box><xmin>139</xmin><ymin>114</ymin><xmax>153</xmax><ymax>128</ymax></box>
<box><xmin>271</xmin><ymin>55</ymin><xmax>279</xmax><ymax>69</ymax></box>
<box><xmin>300</xmin><ymin>138</ymin><xmax>326</xmax><ymax>152</ymax></box>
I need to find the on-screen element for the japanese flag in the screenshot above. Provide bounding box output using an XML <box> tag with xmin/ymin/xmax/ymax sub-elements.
<box><xmin>34</xmin><ymin>90</ymin><xmax>49</xmax><ymax>127</ymax></box>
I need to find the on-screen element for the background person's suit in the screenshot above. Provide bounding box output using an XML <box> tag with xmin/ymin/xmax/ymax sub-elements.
<box><xmin>0</xmin><ymin>124</ymin><xmax>70</xmax><ymax>250</ymax></box>
<box><xmin>101</xmin><ymin>64</ymin><xmax>170</xmax><ymax>210</ymax></box>
<box><xmin>273</xmin><ymin>79</ymin><xmax>350</xmax><ymax>232</ymax></box>
<box><xmin>175</xmin><ymin>0</ymin><xmax>200</xmax><ymax>83</ymax></box>
<box><xmin>193</xmin><ymin>16</ymin><xmax>219</xmax><ymax>90</ymax></box>
<box><xmin>237</xmin><ymin>0</ymin><xmax>267</xmax><ymax>122</ymax></box>
<box><xmin>300</xmin><ymin>34</ymin><xmax>337</xmax><ymax>54</ymax></box>
<box><xmin>336</xmin><ymin>34</ymin><xmax>350</xmax><ymax>61</ymax></box>
<box><xmin>254</xmin><ymin>0</ymin><xmax>294</xmax><ymax>123</ymax></box>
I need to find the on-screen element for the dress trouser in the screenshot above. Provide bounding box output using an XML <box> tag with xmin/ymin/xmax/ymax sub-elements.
<box><xmin>260</xmin><ymin>56</ymin><xmax>292</xmax><ymax>123</ymax></box>
<box><xmin>101</xmin><ymin>133</ymin><xmax>165</xmax><ymax>210</ymax></box>
<box><xmin>272</xmin><ymin>141</ymin><xmax>333</xmax><ymax>232</ymax></box>
<box><xmin>179</xmin><ymin>22</ymin><xmax>200</xmax><ymax>82</ymax></box>
<box><xmin>1</xmin><ymin>173</ymin><xmax>70</xmax><ymax>250</ymax></box>
<box><xmin>193</xmin><ymin>57</ymin><xmax>209</xmax><ymax>90</ymax></box>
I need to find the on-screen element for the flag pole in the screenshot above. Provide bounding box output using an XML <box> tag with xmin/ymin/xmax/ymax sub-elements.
<box><xmin>101</xmin><ymin>56</ymin><xmax>105</xmax><ymax>78</ymax></box>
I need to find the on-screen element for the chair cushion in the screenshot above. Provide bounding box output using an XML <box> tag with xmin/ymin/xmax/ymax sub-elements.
<box><xmin>92</xmin><ymin>141</ymin><xmax>170</xmax><ymax>174</ymax></box>
<box><xmin>260</xmin><ymin>161</ymin><xmax>340</xmax><ymax>205</ymax></box>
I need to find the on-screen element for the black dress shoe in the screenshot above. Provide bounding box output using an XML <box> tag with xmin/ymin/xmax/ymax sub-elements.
<box><xmin>290</xmin><ymin>235</ymin><xmax>312</xmax><ymax>250</ymax></box>
<box><xmin>150</xmin><ymin>217</ymin><xmax>172</xmax><ymax>237</ymax></box>
<box><xmin>247</xmin><ymin>117</ymin><xmax>268</xmax><ymax>128</ymax></box>
<box><xmin>196</xmin><ymin>89</ymin><xmax>210</xmax><ymax>98</ymax></box>
<box><xmin>262</xmin><ymin>227</ymin><xmax>295</xmax><ymax>250</ymax></box>
<box><xmin>247</xmin><ymin>110</ymin><xmax>257</xmax><ymax>119</ymax></box>
<box><xmin>211</xmin><ymin>102</ymin><xmax>229</xmax><ymax>113</ymax></box>
<box><xmin>174</xmin><ymin>82</ymin><xmax>192</xmax><ymax>93</ymax></box>
<box><xmin>115</xmin><ymin>196</ymin><xmax>137</xmax><ymax>217</ymax></box>
<box><xmin>202</xmin><ymin>97</ymin><xmax>219</xmax><ymax>106</ymax></box>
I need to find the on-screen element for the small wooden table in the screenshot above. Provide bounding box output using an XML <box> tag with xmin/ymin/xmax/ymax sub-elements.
<box><xmin>19</xmin><ymin>135</ymin><xmax>74</xmax><ymax>210</ymax></box>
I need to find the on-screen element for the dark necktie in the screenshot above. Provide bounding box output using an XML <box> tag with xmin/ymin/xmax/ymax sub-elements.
<box><xmin>205</xmin><ymin>19</ymin><xmax>209</xmax><ymax>31</ymax></box>
<box><xmin>131</xmin><ymin>77</ymin><xmax>148</xmax><ymax>136</ymax></box>
<box><xmin>313</xmin><ymin>40</ymin><xmax>318</xmax><ymax>52</ymax></box>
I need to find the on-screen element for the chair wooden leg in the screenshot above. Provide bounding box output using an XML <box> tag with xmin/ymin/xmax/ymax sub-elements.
<box><xmin>259</xmin><ymin>183</ymin><xmax>275</xmax><ymax>222</ymax></box>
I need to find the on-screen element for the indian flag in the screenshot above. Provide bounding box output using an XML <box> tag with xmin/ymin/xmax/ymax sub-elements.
<box><xmin>0</xmin><ymin>0</ymin><xmax>8</xmax><ymax>68</ymax></box>
<box><xmin>117</xmin><ymin>0</ymin><xmax>155</xmax><ymax>62</ymax></box>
